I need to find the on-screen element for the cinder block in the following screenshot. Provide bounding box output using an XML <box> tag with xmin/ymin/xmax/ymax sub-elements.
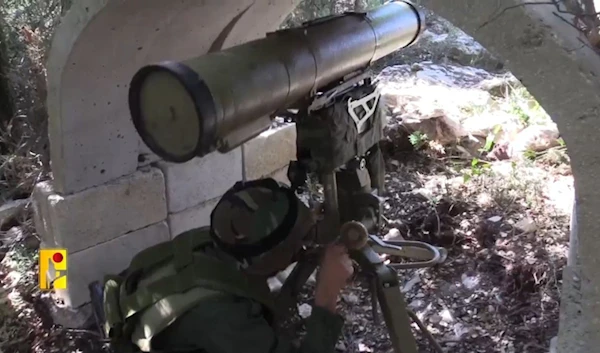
<box><xmin>33</xmin><ymin>168</ymin><xmax>167</xmax><ymax>253</ymax></box>
<box><xmin>244</xmin><ymin>124</ymin><xmax>296</xmax><ymax>180</ymax></box>
<box><xmin>168</xmin><ymin>197</ymin><xmax>220</xmax><ymax>237</ymax></box>
<box><xmin>158</xmin><ymin>149</ymin><xmax>242</xmax><ymax>214</ymax></box>
<box><xmin>49</xmin><ymin>221</ymin><xmax>170</xmax><ymax>308</ymax></box>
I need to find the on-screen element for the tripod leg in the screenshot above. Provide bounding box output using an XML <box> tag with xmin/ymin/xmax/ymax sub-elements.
<box><xmin>376</xmin><ymin>265</ymin><xmax>419</xmax><ymax>353</ymax></box>
<box><xmin>371</xmin><ymin>254</ymin><xmax>419</xmax><ymax>353</ymax></box>
<box><xmin>353</xmin><ymin>245</ymin><xmax>419</xmax><ymax>353</ymax></box>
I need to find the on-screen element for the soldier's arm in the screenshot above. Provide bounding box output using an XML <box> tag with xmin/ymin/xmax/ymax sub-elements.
<box><xmin>152</xmin><ymin>294</ymin><xmax>344</xmax><ymax>353</ymax></box>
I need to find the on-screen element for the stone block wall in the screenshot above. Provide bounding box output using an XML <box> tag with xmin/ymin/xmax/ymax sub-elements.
<box><xmin>33</xmin><ymin>124</ymin><xmax>296</xmax><ymax>309</ymax></box>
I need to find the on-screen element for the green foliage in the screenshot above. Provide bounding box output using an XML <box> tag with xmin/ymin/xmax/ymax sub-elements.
<box><xmin>480</xmin><ymin>124</ymin><xmax>502</xmax><ymax>154</ymax></box>
<box><xmin>0</xmin><ymin>0</ymin><xmax>68</xmax><ymax>200</ymax></box>
<box><xmin>0</xmin><ymin>23</ymin><xmax>13</xmax><ymax>126</ymax></box>
<box><xmin>502</xmin><ymin>86</ymin><xmax>549</xmax><ymax>127</ymax></box>
<box><xmin>510</xmin><ymin>103</ymin><xmax>530</xmax><ymax>126</ymax></box>
<box><xmin>408</xmin><ymin>131</ymin><xmax>428</xmax><ymax>150</ymax></box>
<box><xmin>462</xmin><ymin>158</ymin><xmax>491</xmax><ymax>183</ymax></box>
<box><xmin>523</xmin><ymin>149</ymin><xmax>537</xmax><ymax>161</ymax></box>
<box><xmin>1</xmin><ymin>0</ymin><xmax>69</xmax><ymax>54</ymax></box>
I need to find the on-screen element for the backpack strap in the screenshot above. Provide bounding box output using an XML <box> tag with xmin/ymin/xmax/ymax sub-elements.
<box><xmin>119</xmin><ymin>248</ymin><xmax>275</xmax><ymax>320</ymax></box>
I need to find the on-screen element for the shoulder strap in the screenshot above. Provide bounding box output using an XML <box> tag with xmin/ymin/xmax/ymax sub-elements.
<box><xmin>117</xmin><ymin>226</ymin><xmax>275</xmax><ymax>318</ymax></box>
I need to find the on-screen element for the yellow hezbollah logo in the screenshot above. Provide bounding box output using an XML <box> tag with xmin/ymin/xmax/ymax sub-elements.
<box><xmin>39</xmin><ymin>249</ymin><xmax>67</xmax><ymax>290</ymax></box>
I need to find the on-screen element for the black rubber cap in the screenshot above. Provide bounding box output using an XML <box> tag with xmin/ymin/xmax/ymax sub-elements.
<box><xmin>128</xmin><ymin>61</ymin><xmax>218</xmax><ymax>163</ymax></box>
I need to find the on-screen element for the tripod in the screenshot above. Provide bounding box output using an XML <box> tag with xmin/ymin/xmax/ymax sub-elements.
<box><xmin>274</xmin><ymin>72</ymin><xmax>447</xmax><ymax>353</ymax></box>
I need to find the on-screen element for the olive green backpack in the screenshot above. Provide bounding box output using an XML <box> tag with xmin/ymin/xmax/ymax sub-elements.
<box><xmin>101</xmin><ymin>226</ymin><xmax>276</xmax><ymax>352</ymax></box>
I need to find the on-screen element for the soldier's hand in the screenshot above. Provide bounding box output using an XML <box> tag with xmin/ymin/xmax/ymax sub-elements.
<box><xmin>314</xmin><ymin>244</ymin><xmax>354</xmax><ymax>313</ymax></box>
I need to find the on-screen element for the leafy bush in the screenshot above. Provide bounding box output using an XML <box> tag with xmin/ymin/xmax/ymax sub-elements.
<box><xmin>0</xmin><ymin>0</ymin><xmax>70</xmax><ymax>201</ymax></box>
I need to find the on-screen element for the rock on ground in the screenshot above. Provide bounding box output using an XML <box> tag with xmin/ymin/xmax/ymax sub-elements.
<box><xmin>378</xmin><ymin>61</ymin><xmax>560</xmax><ymax>160</ymax></box>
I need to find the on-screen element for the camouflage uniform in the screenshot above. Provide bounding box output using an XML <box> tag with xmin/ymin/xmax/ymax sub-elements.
<box><xmin>150</xmin><ymin>292</ymin><xmax>344</xmax><ymax>353</ymax></box>
<box><xmin>102</xmin><ymin>178</ymin><xmax>344</xmax><ymax>353</ymax></box>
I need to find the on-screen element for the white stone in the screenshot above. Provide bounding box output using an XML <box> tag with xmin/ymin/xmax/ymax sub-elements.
<box><xmin>384</xmin><ymin>228</ymin><xmax>404</xmax><ymax>241</ymax></box>
<box><xmin>44</xmin><ymin>296</ymin><xmax>94</xmax><ymax>329</ymax></box>
<box><xmin>168</xmin><ymin>197</ymin><xmax>220</xmax><ymax>237</ymax></box>
<box><xmin>267</xmin><ymin>277</ymin><xmax>283</xmax><ymax>293</ymax></box>
<box><xmin>159</xmin><ymin>149</ymin><xmax>242</xmax><ymax>214</ymax></box>
<box><xmin>487</xmin><ymin>216</ymin><xmax>502</xmax><ymax>223</ymax></box>
<box><xmin>550</xmin><ymin>336</ymin><xmax>557</xmax><ymax>353</ymax></box>
<box><xmin>515</xmin><ymin>217</ymin><xmax>537</xmax><ymax>234</ymax></box>
<box><xmin>509</xmin><ymin>124</ymin><xmax>560</xmax><ymax>158</ymax></box>
<box><xmin>298</xmin><ymin>303</ymin><xmax>312</xmax><ymax>319</ymax></box>
<box><xmin>32</xmin><ymin>168</ymin><xmax>167</xmax><ymax>252</ymax></box>
<box><xmin>244</xmin><ymin>124</ymin><xmax>296</xmax><ymax>180</ymax></box>
<box><xmin>48</xmin><ymin>221</ymin><xmax>170</xmax><ymax>308</ymax></box>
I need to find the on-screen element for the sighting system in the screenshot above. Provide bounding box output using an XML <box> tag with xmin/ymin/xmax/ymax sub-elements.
<box><xmin>126</xmin><ymin>2</ymin><xmax>447</xmax><ymax>352</ymax></box>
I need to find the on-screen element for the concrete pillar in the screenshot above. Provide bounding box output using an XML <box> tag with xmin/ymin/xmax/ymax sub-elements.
<box><xmin>420</xmin><ymin>1</ymin><xmax>600</xmax><ymax>351</ymax></box>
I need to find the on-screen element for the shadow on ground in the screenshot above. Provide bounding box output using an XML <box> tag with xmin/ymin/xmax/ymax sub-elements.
<box><xmin>319</xmin><ymin>130</ymin><xmax>570</xmax><ymax>353</ymax></box>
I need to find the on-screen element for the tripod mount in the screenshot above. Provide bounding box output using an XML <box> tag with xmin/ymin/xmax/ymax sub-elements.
<box><xmin>276</xmin><ymin>70</ymin><xmax>447</xmax><ymax>353</ymax></box>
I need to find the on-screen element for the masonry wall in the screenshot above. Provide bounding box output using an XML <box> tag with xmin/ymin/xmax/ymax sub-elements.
<box><xmin>33</xmin><ymin>124</ymin><xmax>296</xmax><ymax>308</ymax></box>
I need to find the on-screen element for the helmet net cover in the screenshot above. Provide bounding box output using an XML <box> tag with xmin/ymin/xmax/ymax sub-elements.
<box><xmin>210</xmin><ymin>179</ymin><xmax>314</xmax><ymax>274</ymax></box>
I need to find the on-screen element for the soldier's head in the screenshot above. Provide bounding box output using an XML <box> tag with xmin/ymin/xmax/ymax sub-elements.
<box><xmin>209</xmin><ymin>178</ymin><xmax>315</xmax><ymax>277</ymax></box>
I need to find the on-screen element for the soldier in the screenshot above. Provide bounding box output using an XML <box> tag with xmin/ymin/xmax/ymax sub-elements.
<box><xmin>101</xmin><ymin>178</ymin><xmax>354</xmax><ymax>353</ymax></box>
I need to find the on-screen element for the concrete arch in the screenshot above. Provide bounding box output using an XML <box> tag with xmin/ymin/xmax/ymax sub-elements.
<box><xmin>46</xmin><ymin>0</ymin><xmax>300</xmax><ymax>194</ymax></box>
<box><xmin>34</xmin><ymin>0</ymin><xmax>598</xmax><ymax>351</ymax></box>
<box><xmin>420</xmin><ymin>1</ymin><xmax>599</xmax><ymax>352</ymax></box>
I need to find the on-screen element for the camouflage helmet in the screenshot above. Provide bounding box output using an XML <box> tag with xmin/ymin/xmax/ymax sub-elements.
<box><xmin>210</xmin><ymin>178</ymin><xmax>315</xmax><ymax>275</ymax></box>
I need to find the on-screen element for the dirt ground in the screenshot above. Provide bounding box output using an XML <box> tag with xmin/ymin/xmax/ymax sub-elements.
<box><xmin>293</xmin><ymin>135</ymin><xmax>571</xmax><ymax>353</ymax></box>
<box><xmin>339</xmin><ymin>148</ymin><xmax>569</xmax><ymax>353</ymax></box>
